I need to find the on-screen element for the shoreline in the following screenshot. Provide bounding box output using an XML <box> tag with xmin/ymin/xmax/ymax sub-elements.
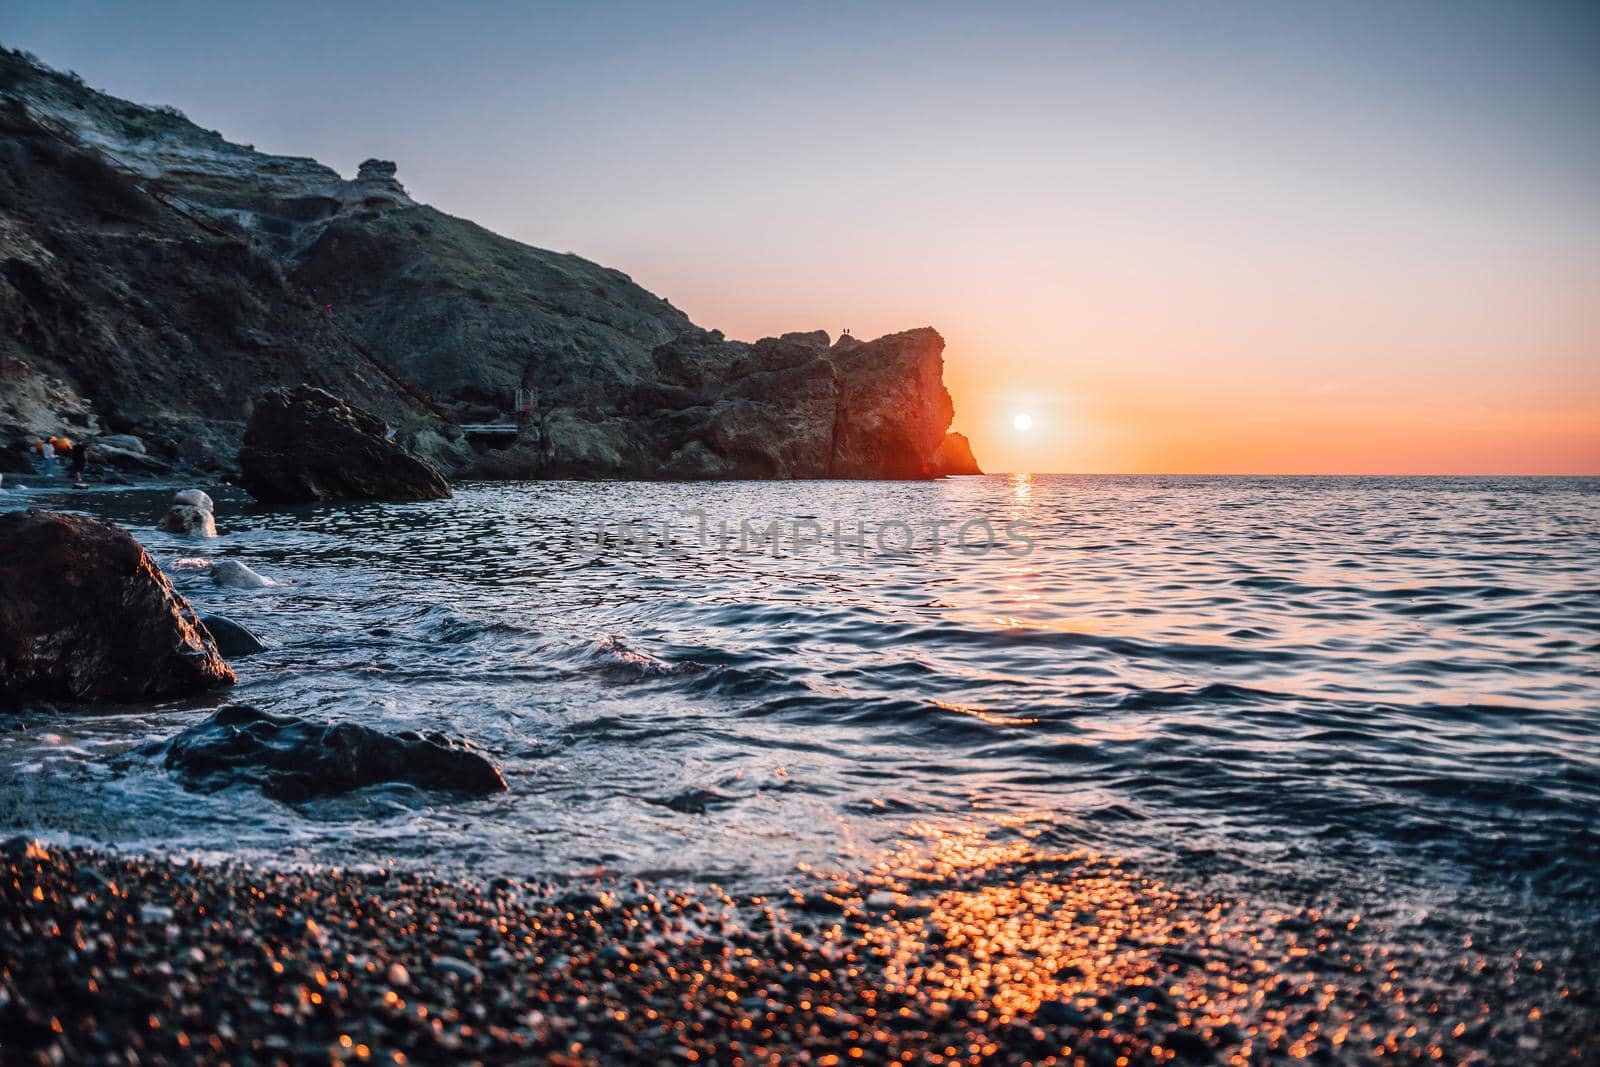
<box><xmin>4</xmin><ymin>839</ymin><xmax>1592</xmax><ymax>1066</ymax></box>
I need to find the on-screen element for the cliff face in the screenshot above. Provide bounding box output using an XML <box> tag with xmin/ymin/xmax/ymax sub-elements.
<box><xmin>0</xmin><ymin>47</ymin><xmax>974</xmax><ymax>479</ymax></box>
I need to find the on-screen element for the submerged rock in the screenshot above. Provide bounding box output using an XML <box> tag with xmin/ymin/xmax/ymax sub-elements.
<box><xmin>238</xmin><ymin>386</ymin><xmax>452</xmax><ymax>505</ymax></box>
<box><xmin>0</xmin><ymin>509</ymin><xmax>235</xmax><ymax>703</ymax></box>
<box><xmin>199</xmin><ymin>615</ymin><xmax>267</xmax><ymax>657</ymax></box>
<box><xmin>932</xmin><ymin>431</ymin><xmax>983</xmax><ymax>475</ymax></box>
<box><xmin>142</xmin><ymin>705</ymin><xmax>507</xmax><ymax>800</ymax></box>
<box><xmin>210</xmin><ymin>560</ymin><xmax>275</xmax><ymax>588</ymax></box>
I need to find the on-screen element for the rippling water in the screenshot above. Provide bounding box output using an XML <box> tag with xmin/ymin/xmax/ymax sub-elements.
<box><xmin>4</xmin><ymin>476</ymin><xmax>1598</xmax><ymax>932</ymax></box>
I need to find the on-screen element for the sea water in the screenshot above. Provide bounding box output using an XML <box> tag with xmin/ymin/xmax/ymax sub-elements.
<box><xmin>3</xmin><ymin>476</ymin><xmax>1597</xmax><ymax>951</ymax></box>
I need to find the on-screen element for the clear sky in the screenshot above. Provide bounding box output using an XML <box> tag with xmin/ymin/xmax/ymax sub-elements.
<box><xmin>5</xmin><ymin>1</ymin><xmax>1597</xmax><ymax>473</ymax></box>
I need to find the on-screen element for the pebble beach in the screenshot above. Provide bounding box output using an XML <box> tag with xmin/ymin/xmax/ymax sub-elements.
<box><xmin>4</xmin><ymin>835</ymin><xmax>1593</xmax><ymax>1066</ymax></box>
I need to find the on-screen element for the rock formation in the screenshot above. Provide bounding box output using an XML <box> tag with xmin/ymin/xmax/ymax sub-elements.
<box><xmin>0</xmin><ymin>509</ymin><xmax>235</xmax><ymax>703</ymax></box>
<box><xmin>932</xmin><ymin>432</ymin><xmax>983</xmax><ymax>475</ymax></box>
<box><xmin>210</xmin><ymin>560</ymin><xmax>275</xmax><ymax>588</ymax></box>
<box><xmin>0</xmin><ymin>47</ymin><xmax>979</xmax><ymax>480</ymax></box>
<box><xmin>155</xmin><ymin>504</ymin><xmax>216</xmax><ymax>536</ymax></box>
<box><xmin>238</xmin><ymin>386</ymin><xmax>453</xmax><ymax>504</ymax></box>
<box><xmin>142</xmin><ymin>705</ymin><xmax>508</xmax><ymax>800</ymax></box>
<box><xmin>90</xmin><ymin>436</ymin><xmax>168</xmax><ymax>474</ymax></box>
<box><xmin>199</xmin><ymin>615</ymin><xmax>267</xmax><ymax>657</ymax></box>
<box><xmin>155</xmin><ymin>489</ymin><xmax>218</xmax><ymax>536</ymax></box>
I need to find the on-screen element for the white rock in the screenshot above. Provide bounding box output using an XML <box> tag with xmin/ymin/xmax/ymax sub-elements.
<box><xmin>211</xmin><ymin>560</ymin><xmax>275</xmax><ymax>588</ymax></box>
<box><xmin>173</xmin><ymin>488</ymin><xmax>214</xmax><ymax>511</ymax></box>
<box><xmin>97</xmin><ymin>434</ymin><xmax>146</xmax><ymax>454</ymax></box>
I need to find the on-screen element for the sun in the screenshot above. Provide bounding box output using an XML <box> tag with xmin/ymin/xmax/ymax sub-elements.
<box><xmin>1012</xmin><ymin>413</ymin><xmax>1034</xmax><ymax>433</ymax></box>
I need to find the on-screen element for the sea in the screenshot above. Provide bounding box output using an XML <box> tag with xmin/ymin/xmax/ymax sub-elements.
<box><xmin>3</xmin><ymin>474</ymin><xmax>1598</xmax><ymax>990</ymax></box>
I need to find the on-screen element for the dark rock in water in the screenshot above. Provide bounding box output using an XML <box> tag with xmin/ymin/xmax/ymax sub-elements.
<box><xmin>143</xmin><ymin>705</ymin><xmax>507</xmax><ymax>800</ymax></box>
<box><xmin>0</xmin><ymin>509</ymin><xmax>235</xmax><ymax>703</ymax></box>
<box><xmin>931</xmin><ymin>431</ymin><xmax>983</xmax><ymax>475</ymax></box>
<box><xmin>200</xmin><ymin>615</ymin><xmax>267</xmax><ymax>657</ymax></box>
<box><xmin>239</xmin><ymin>386</ymin><xmax>453</xmax><ymax>504</ymax></box>
<box><xmin>0</xmin><ymin>445</ymin><xmax>35</xmax><ymax>474</ymax></box>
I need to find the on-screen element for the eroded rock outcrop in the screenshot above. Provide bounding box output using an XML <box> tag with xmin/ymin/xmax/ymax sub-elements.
<box><xmin>238</xmin><ymin>386</ymin><xmax>452</xmax><ymax>504</ymax></box>
<box><xmin>828</xmin><ymin>329</ymin><xmax>954</xmax><ymax>478</ymax></box>
<box><xmin>471</xmin><ymin>328</ymin><xmax>958</xmax><ymax>480</ymax></box>
<box><xmin>932</xmin><ymin>432</ymin><xmax>983</xmax><ymax>476</ymax></box>
<box><xmin>141</xmin><ymin>705</ymin><xmax>508</xmax><ymax>800</ymax></box>
<box><xmin>0</xmin><ymin>509</ymin><xmax>235</xmax><ymax>703</ymax></box>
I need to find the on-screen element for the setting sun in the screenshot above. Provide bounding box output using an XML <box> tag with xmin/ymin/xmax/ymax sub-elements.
<box><xmin>1012</xmin><ymin>413</ymin><xmax>1034</xmax><ymax>433</ymax></box>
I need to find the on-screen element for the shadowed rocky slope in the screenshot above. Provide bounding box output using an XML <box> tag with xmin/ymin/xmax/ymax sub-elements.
<box><xmin>0</xmin><ymin>57</ymin><xmax>453</xmax><ymax>475</ymax></box>
<box><xmin>0</xmin><ymin>46</ymin><xmax>974</xmax><ymax>479</ymax></box>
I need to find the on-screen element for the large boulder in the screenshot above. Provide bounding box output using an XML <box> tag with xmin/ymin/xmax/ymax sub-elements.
<box><xmin>238</xmin><ymin>386</ymin><xmax>452</xmax><ymax>504</ymax></box>
<box><xmin>931</xmin><ymin>431</ymin><xmax>983</xmax><ymax>476</ymax></box>
<box><xmin>0</xmin><ymin>510</ymin><xmax>235</xmax><ymax>703</ymax></box>
<box><xmin>141</xmin><ymin>705</ymin><xmax>508</xmax><ymax>801</ymax></box>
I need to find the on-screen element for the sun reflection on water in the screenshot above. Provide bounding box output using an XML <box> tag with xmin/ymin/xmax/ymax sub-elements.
<box><xmin>1007</xmin><ymin>473</ymin><xmax>1035</xmax><ymax>510</ymax></box>
<box><xmin>833</xmin><ymin>822</ymin><xmax>1509</xmax><ymax>1065</ymax></box>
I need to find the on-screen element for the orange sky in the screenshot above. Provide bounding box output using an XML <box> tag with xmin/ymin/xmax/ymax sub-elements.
<box><xmin>646</xmin><ymin>192</ymin><xmax>1600</xmax><ymax>474</ymax></box>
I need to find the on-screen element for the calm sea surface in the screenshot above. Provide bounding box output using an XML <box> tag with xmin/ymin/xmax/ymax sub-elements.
<box><xmin>4</xmin><ymin>475</ymin><xmax>1598</xmax><ymax>942</ymax></box>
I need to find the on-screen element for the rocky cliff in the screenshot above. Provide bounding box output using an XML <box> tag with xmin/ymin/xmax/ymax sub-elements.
<box><xmin>0</xmin><ymin>46</ymin><xmax>974</xmax><ymax>479</ymax></box>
